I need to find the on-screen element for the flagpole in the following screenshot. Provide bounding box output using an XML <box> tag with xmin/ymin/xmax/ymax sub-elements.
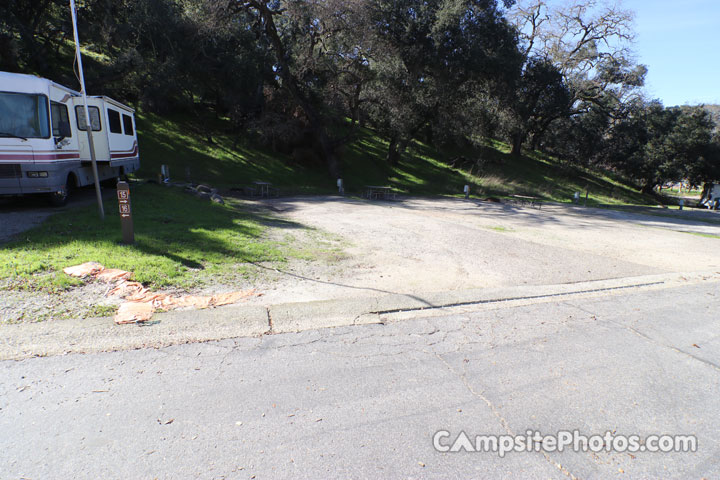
<box><xmin>69</xmin><ymin>0</ymin><xmax>104</xmax><ymax>220</ymax></box>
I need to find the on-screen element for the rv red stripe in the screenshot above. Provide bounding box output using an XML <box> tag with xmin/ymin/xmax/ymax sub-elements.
<box><xmin>0</xmin><ymin>150</ymin><xmax>80</xmax><ymax>154</ymax></box>
<box><xmin>0</xmin><ymin>154</ymin><xmax>80</xmax><ymax>161</ymax></box>
<box><xmin>34</xmin><ymin>153</ymin><xmax>81</xmax><ymax>160</ymax></box>
<box><xmin>110</xmin><ymin>143</ymin><xmax>139</xmax><ymax>159</ymax></box>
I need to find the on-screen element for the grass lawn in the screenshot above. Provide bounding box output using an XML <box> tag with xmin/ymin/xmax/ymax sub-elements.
<box><xmin>0</xmin><ymin>184</ymin><xmax>323</xmax><ymax>292</ymax></box>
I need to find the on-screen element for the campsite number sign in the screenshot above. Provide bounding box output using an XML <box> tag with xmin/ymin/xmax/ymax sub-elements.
<box><xmin>116</xmin><ymin>181</ymin><xmax>134</xmax><ymax>244</ymax></box>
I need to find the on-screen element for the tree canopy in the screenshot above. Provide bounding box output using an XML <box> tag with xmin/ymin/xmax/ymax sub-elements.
<box><xmin>1</xmin><ymin>0</ymin><xmax>717</xmax><ymax>187</ymax></box>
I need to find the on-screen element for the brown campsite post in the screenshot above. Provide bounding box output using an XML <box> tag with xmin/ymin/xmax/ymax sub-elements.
<box><xmin>116</xmin><ymin>181</ymin><xmax>134</xmax><ymax>244</ymax></box>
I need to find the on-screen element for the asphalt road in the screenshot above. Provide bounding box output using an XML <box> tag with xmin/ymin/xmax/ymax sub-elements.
<box><xmin>2</xmin><ymin>280</ymin><xmax>719</xmax><ymax>479</ymax></box>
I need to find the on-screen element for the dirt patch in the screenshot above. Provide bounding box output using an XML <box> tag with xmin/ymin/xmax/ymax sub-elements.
<box><xmin>1</xmin><ymin>282</ymin><xmax>122</xmax><ymax>323</ymax></box>
<box><xmin>235</xmin><ymin>196</ymin><xmax>720</xmax><ymax>304</ymax></box>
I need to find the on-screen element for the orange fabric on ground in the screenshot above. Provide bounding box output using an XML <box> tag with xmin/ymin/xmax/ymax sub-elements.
<box><xmin>64</xmin><ymin>262</ymin><xmax>260</xmax><ymax>324</ymax></box>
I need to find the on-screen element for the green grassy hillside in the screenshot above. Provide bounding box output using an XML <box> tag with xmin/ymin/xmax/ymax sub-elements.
<box><xmin>136</xmin><ymin>113</ymin><xmax>331</xmax><ymax>194</ymax></box>
<box><xmin>136</xmin><ymin>113</ymin><xmax>656</xmax><ymax>206</ymax></box>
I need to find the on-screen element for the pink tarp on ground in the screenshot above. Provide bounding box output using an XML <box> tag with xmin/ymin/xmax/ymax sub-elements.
<box><xmin>63</xmin><ymin>262</ymin><xmax>260</xmax><ymax>324</ymax></box>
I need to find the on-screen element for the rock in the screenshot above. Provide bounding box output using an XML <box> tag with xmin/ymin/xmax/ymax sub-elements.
<box><xmin>210</xmin><ymin>194</ymin><xmax>225</xmax><ymax>204</ymax></box>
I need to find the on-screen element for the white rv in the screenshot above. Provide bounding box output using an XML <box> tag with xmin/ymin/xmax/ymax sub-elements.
<box><xmin>0</xmin><ymin>71</ymin><xmax>139</xmax><ymax>205</ymax></box>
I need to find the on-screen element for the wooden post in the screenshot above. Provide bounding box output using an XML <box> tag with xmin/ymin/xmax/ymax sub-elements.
<box><xmin>116</xmin><ymin>181</ymin><xmax>134</xmax><ymax>244</ymax></box>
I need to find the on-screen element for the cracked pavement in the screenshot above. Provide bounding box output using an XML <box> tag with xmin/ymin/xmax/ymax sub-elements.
<box><xmin>2</xmin><ymin>280</ymin><xmax>719</xmax><ymax>479</ymax></box>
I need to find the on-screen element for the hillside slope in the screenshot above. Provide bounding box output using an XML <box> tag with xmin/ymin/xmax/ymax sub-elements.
<box><xmin>136</xmin><ymin>113</ymin><xmax>656</xmax><ymax>206</ymax></box>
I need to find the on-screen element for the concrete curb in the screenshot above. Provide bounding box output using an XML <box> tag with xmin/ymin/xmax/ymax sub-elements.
<box><xmin>0</xmin><ymin>305</ymin><xmax>269</xmax><ymax>360</ymax></box>
<box><xmin>268</xmin><ymin>271</ymin><xmax>720</xmax><ymax>333</ymax></box>
<box><xmin>2</xmin><ymin>271</ymin><xmax>718</xmax><ymax>360</ymax></box>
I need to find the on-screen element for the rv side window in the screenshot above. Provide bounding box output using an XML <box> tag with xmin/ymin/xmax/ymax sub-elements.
<box><xmin>51</xmin><ymin>102</ymin><xmax>71</xmax><ymax>137</ymax></box>
<box><xmin>75</xmin><ymin>106</ymin><xmax>101</xmax><ymax>131</ymax></box>
<box><xmin>108</xmin><ymin>108</ymin><xmax>122</xmax><ymax>134</ymax></box>
<box><xmin>122</xmin><ymin>114</ymin><xmax>134</xmax><ymax>136</ymax></box>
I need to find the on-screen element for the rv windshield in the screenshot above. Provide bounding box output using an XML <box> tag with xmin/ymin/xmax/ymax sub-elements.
<box><xmin>0</xmin><ymin>92</ymin><xmax>50</xmax><ymax>139</ymax></box>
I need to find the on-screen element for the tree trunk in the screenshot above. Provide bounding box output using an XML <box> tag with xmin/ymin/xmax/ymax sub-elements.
<box><xmin>349</xmin><ymin>83</ymin><xmax>361</xmax><ymax>129</ymax></box>
<box><xmin>316</xmin><ymin>129</ymin><xmax>341</xmax><ymax>179</ymax></box>
<box><xmin>245</xmin><ymin>1</ymin><xmax>342</xmax><ymax>178</ymax></box>
<box><xmin>529</xmin><ymin>134</ymin><xmax>540</xmax><ymax>152</ymax></box>
<box><xmin>640</xmin><ymin>182</ymin><xmax>656</xmax><ymax>195</ymax></box>
<box><xmin>398</xmin><ymin>138</ymin><xmax>409</xmax><ymax>158</ymax></box>
<box><xmin>387</xmin><ymin>135</ymin><xmax>400</xmax><ymax>166</ymax></box>
<box><xmin>530</xmin><ymin>117</ymin><xmax>557</xmax><ymax>152</ymax></box>
<box><xmin>530</xmin><ymin>130</ymin><xmax>544</xmax><ymax>151</ymax></box>
<box><xmin>510</xmin><ymin>133</ymin><xmax>524</xmax><ymax>156</ymax></box>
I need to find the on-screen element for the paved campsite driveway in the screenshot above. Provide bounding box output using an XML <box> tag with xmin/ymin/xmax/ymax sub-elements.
<box><xmin>249</xmin><ymin>197</ymin><xmax>720</xmax><ymax>305</ymax></box>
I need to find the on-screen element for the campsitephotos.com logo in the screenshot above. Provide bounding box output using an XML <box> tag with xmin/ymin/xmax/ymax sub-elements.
<box><xmin>433</xmin><ymin>430</ymin><xmax>698</xmax><ymax>457</ymax></box>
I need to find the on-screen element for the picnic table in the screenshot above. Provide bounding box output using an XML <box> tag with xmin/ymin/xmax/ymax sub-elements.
<box><xmin>510</xmin><ymin>194</ymin><xmax>542</xmax><ymax>209</ymax></box>
<box><xmin>253</xmin><ymin>181</ymin><xmax>276</xmax><ymax>198</ymax></box>
<box><xmin>365</xmin><ymin>185</ymin><xmax>395</xmax><ymax>200</ymax></box>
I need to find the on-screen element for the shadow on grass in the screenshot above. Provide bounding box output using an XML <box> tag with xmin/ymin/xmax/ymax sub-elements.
<box><xmin>132</xmin><ymin>240</ymin><xmax>204</xmax><ymax>270</ymax></box>
<box><xmin>0</xmin><ymin>183</ymin><xmax>308</xmax><ymax>287</ymax></box>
